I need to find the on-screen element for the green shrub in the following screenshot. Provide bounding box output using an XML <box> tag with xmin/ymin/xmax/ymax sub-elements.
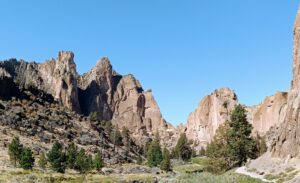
<box><xmin>19</xmin><ymin>148</ymin><xmax>35</xmax><ymax>170</ymax></box>
<box><xmin>174</xmin><ymin>133</ymin><xmax>192</xmax><ymax>161</ymax></box>
<box><xmin>47</xmin><ymin>142</ymin><xmax>67</xmax><ymax>173</ymax></box>
<box><xmin>8</xmin><ymin>137</ymin><xmax>24</xmax><ymax>167</ymax></box>
<box><xmin>147</xmin><ymin>132</ymin><xmax>163</xmax><ymax>167</ymax></box>
<box><xmin>94</xmin><ymin>151</ymin><xmax>104</xmax><ymax>171</ymax></box>
<box><xmin>160</xmin><ymin>148</ymin><xmax>171</xmax><ymax>172</ymax></box>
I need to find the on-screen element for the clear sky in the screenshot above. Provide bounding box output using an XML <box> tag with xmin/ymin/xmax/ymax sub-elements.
<box><xmin>0</xmin><ymin>1</ymin><xmax>299</xmax><ymax>125</ymax></box>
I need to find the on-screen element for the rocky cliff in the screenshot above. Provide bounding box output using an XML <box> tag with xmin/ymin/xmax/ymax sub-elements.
<box><xmin>185</xmin><ymin>88</ymin><xmax>288</xmax><ymax>150</ymax></box>
<box><xmin>271</xmin><ymin>8</ymin><xmax>300</xmax><ymax>158</ymax></box>
<box><xmin>247</xmin><ymin>92</ymin><xmax>288</xmax><ymax>136</ymax></box>
<box><xmin>0</xmin><ymin>52</ymin><xmax>169</xmax><ymax>143</ymax></box>
<box><xmin>185</xmin><ymin>88</ymin><xmax>238</xmax><ymax>149</ymax></box>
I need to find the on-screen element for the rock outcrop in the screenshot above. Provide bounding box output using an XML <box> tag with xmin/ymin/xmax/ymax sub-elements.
<box><xmin>271</xmin><ymin>8</ymin><xmax>300</xmax><ymax>158</ymax></box>
<box><xmin>185</xmin><ymin>88</ymin><xmax>238</xmax><ymax>149</ymax></box>
<box><xmin>247</xmin><ymin>92</ymin><xmax>288</xmax><ymax>136</ymax></box>
<box><xmin>185</xmin><ymin>88</ymin><xmax>288</xmax><ymax>150</ymax></box>
<box><xmin>0</xmin><ymin>52</ymin><xmax>81</xmax><ymax>113</ymax></box>
<box><xmin>0</xmin><ymin>52</ymin><xmax>169</xmax><ymax>143</ymax></box>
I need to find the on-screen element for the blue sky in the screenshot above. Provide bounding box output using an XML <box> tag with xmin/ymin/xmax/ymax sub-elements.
<box><xmin>0</xmin><ymin>1</ymin><xmax>299</xmax><ymax>125</ymax></box>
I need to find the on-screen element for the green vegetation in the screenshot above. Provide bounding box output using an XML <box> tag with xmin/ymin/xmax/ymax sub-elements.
<box><xmin>19</xmin><ymin>148</ymin><xmax>35</xmax><ymax>170</ymax></box>
<box><xmin>160</xmin><ymin>148</ymin><xmax>171</xmax><ymax>172</ymax></box>
<box><xmin>147</xmin><ymin>132</ymin><xmax>163</xmax><ymax>167</ymax></box>
<box><xmin>75</xmin><ymin>148</ymin><xmax>92</xmax><ymax>174</ymax></box>
<box><xmin>264</xmin><ymin>168</ymin><xmax>300</xmax><ymax>183</ymax></box>
<box><xmin>93</xmin><ymin>151</ymin><xmax>104</xmax><ymax>171</ymax></box>
<box><xmin>47</xmin><ymin>141</ymin><xmax>67</xmax><ymax>173</ymax></box>
<box><xmin>66</xmin><ymin>142</ymin><xmax>78</xmax><ymax>169</ymax></box>
<box><xmin>206</xmin><ymin>105</ymin><xmax>258</xmax><ymax>173</ymax></box>
<box><xmin>8</xmin><ymin>137</ymin><xmax>24</xmax><ymax>167</ymax></box>
<box><xmin>174</xmin><ymin>133</ymin><xmax>192</xmax><ymax>161</ymax></box>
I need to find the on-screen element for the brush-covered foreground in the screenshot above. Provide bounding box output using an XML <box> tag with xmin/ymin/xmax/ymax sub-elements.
<box><xmin>0</xmin><ymin>157</ymin><xmax>265</xmax><ymax>183</ymax></box>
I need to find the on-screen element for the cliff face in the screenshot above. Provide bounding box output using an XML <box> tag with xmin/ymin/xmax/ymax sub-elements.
<box><xmin>271</xmin><ymin>8</ymin><xmax>300</xmax><ymax>158</ymax></box>
<box><xmin>247</xmin><ymin>92</ymin><xmax>288</xmax><ymax>136</ymax></box>
<box><xmin>185</xmin><ymin>88</ymin><xmax>238</xmax><ymax>149</ymax></box>
<box><xmin>185</xmin><ymin>88</ymin><xmax>288</xmax><ymax>150</ymax></box>
<box><xmin>0</xmin><ymin>52</ymin><xmax>169</xmax><ymax>141</ymax></box>
<box><xmin>0</xmin><ymin>52</ymin><xmax>81</xmax><ymax>113</ymax></box>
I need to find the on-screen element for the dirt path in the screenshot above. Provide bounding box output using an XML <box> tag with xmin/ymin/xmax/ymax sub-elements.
<box><xmin>235</xmin><ymin>166</ymin><xmax>273</xmax><ymax>183</ymax></box>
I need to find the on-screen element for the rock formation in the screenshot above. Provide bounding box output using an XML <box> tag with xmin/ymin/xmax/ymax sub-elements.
<box><xmin>0</xmin><ymin>52</ymin><xmax>169</xmax><ymax>143</ymax></box>
<box><xmin>271</xmin><ymin>8</ymin><xmax>300</xmax><ymax>158</ymax></box>
<box><xmin>185</xmin><ymin>88</ymin><xmax>238</xmax><ymax>149</ymax></box>
<box><xmin>247</xmin><ymin>92</ymin><xmax>288</xmax><ymax>136</ymax></box>
<box><xmin>185</xmin><ymin>88</ymin><xmax>288</xmax><ymax>150</ymax></box>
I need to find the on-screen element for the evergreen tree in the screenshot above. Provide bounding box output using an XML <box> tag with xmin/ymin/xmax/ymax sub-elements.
<box><xmin>75</xmin><ymin>148</ymin><xmax>91</xmax><ymax>174</ymax></box>
<box><xmin>8</xmin><ymin>137</ymin><xmax>24</xmax><ymax>167</ymax></box>
<box><xmin>206</xmin><ymin>105</ymin><xmax>258</xmax><ymax>172</ymax></box>
<box><xmin>38</xmin><ymin>153</ymin><xmax>47</xmax><ymax>170</ymax></box>
<box><xmin>160</xmin><ymin>148</ymin><xmax>171</xmax><ymax>172</ymax></box>
<box><xmin>147</xmin><ymin>132</ymin><xmax>163</xmax><ymax>167</ymax></box>
<box><xmin>227</xmin><ymin>105</ymin><xmax>258</xmax><ymax>166</ymax></box>
<box><xmin>47</xmin><ymin>142</ymin><xmax>66</xmax><ymax>173</ymax></box>
<box><xmin>175</xmin><ymin>133</ymin><xmax>192</xmax><ymax>161</ymax></box>
<box><xmin>94</xmin><ymin>151</ymin><xmax>104</xmax><ymax>171</ymax></box>
<box><xmin>19</xmin><ymin>148</ymin><xmax>35</xmax><ymax>170</ymax></box>
<box><xmin>66</xmin><ymin>143</ymin><xmax>77</xmax><ymax>169</ymax></box>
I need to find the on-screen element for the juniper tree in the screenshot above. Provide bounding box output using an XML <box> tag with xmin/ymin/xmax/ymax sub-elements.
<box><xmin>93</xmin><ymin>151</ymin><xmax>104</xmax><ymax>171</ymax></box>
<box><xmin>8</xmin><ymin>137</ymin><xmax>24</xmax><ymax>167</ymax></box>
<box><xmin>47</xmin><ymin>142</ymin><xmax>66</xmax><ymax>173</ymax></box>
<box><xmin>147</xmin><ymin>132</ymin><xmax>163</xmax><ymax>167</ymax></box>
<box><xmin>175</xmin><ymin>133</ymin><xmax>192</xmax><ymax>161</ymax></box>
<box><xmin>66</xmin><ymin>142</ymin><xmax>77</xmax><ymax>169</ymax></box>
<box><xmin>160</xmin><ymin>148</ymin><xmax>171</xmax><ymax>172</ymax></box>
<box><xmin>20</xmin><ymin>148</ymin><xmax>35</xmax><ymax>170</ymax></box>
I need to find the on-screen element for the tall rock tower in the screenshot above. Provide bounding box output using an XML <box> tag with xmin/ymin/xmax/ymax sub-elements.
<box><xmin>271</xmin><ymin>7</ymin><xmax>300</xmax><ymax>158</ymax></box>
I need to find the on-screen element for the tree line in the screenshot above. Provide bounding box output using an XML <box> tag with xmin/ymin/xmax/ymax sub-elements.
<box><xmin>8</xmin><ymin>139</ymin><xmax>103</xmax><ymax>174</ymax></box>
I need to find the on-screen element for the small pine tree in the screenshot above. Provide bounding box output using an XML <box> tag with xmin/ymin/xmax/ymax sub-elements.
<box><xmin>66</xmin><ymin>143</ymin><xmax>77</xmax><ymax>169</ymax></box>
<box><xmin>8</xmin><ymin>137</ymin><xmax>24</xmax><ymax>167</ymax></box>
<box><xmin>175</xmin><ymin>133</ymin><xmax>192</xmax><ymax>161</ymax></box>
<box><xmin>47</xmin><ymin>142</ymin><xmax>67</xmax><ymax>173</ymax></box>
<box><xmin>147</xmin><ymin>132</ymin><xmax>163</xmax><ymax>167</ymax></box>
<box><xmin>38</xmin><ymin>153</ymin><xmax>47</xmax><ymax>170</ymax></box>
<box><xmin>93</xmin><ymin>151</ymin><xmax>104</xmax><ymax>171</ymax></box>
<box><xmin>160</xmin><ymin>148</ymin><xmax>171</xmax><ymax>172</ymax></box>
<box><xmin>19</xmin><ymin>148</ymin><xmax>35</xmax><ymax>170</ymax></box>
<box><xmin>75</xmin><ymin>148</ymin><xmax>91</xmax><ymax>174</ymax></box>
